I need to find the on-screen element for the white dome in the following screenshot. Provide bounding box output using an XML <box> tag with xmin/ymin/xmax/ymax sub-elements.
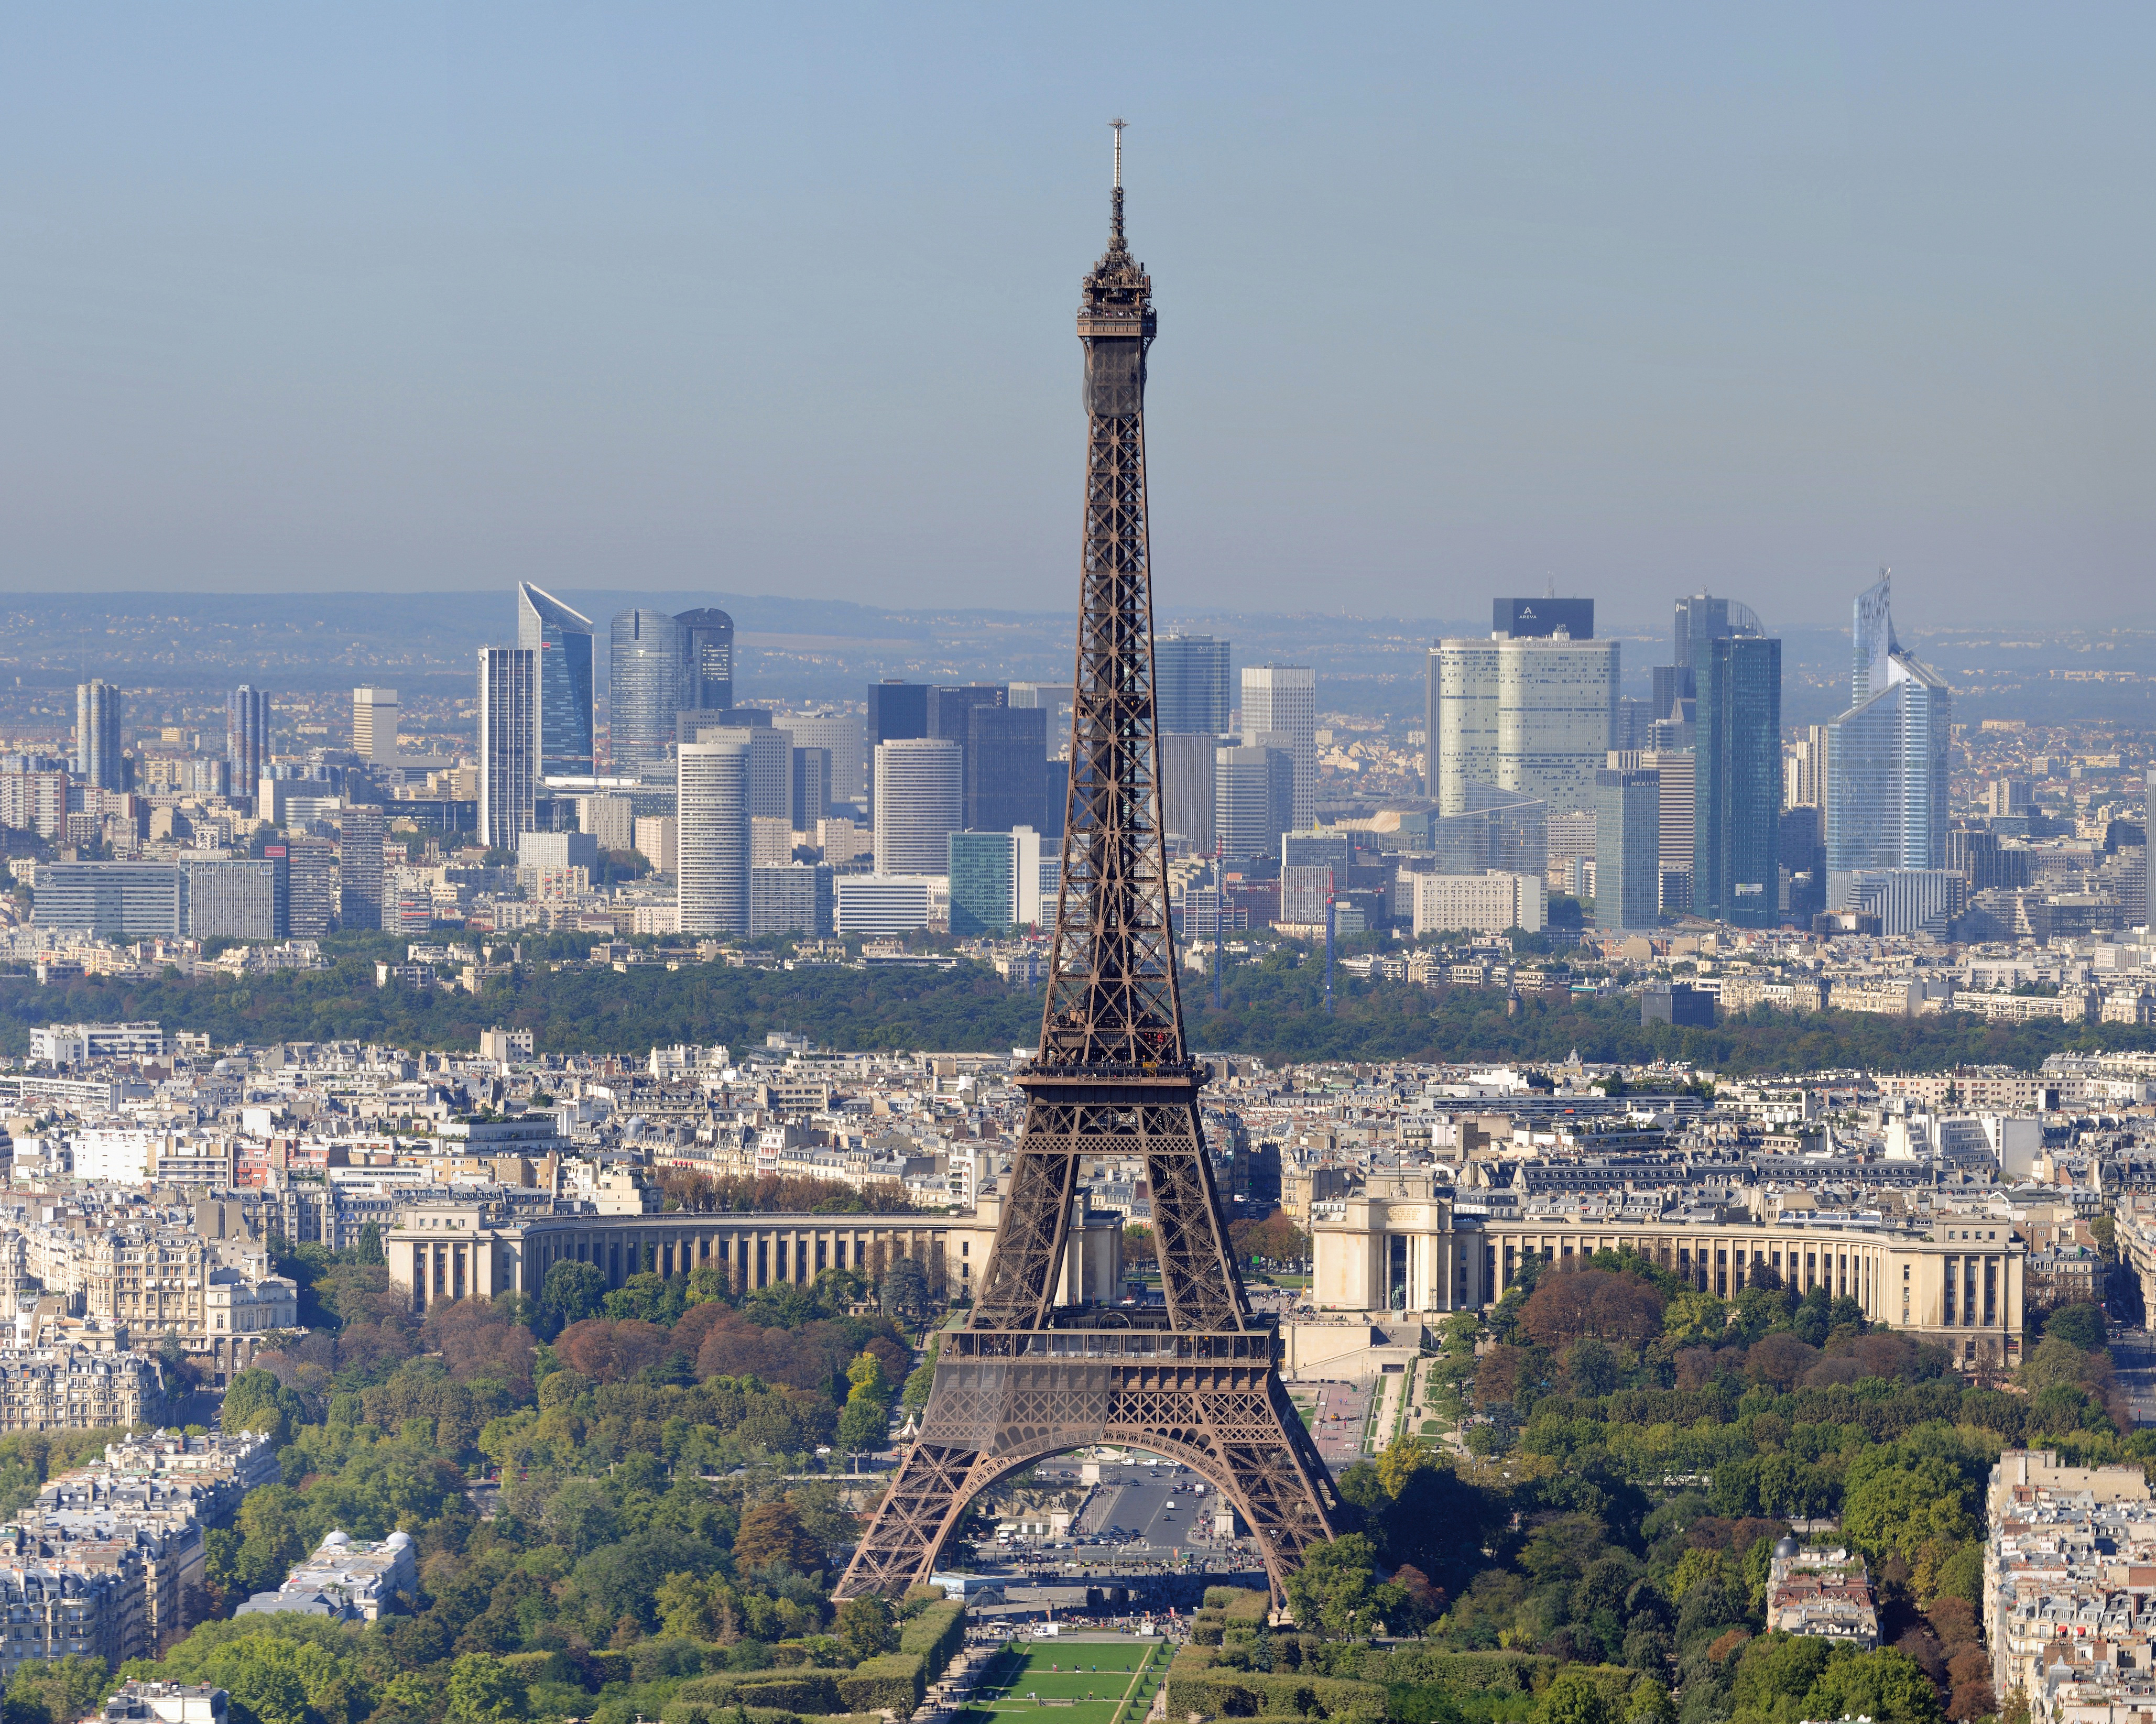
<box><xmin>321</xmin><ymin>1530</ymin><xmax>350</xmax><ymax>1546</ymax></box>
<box><xmin>383</xmin><ymin>1530</ymin><xmax>412</xmax><ymax>1551</ymax></box>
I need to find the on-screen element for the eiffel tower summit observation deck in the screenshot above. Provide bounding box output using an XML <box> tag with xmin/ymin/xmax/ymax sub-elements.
<box><xmin>835</xmin><ymin>125</ymin><xmax>1341</xmax><ymax>1609</ymax></box>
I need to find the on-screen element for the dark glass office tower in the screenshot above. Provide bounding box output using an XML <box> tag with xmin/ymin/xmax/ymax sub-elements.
<box><xmin>930</xmin><ymin>684</ymin><xmax>1004</xmax><ymax>809</ymax></box>
<box><xmin>1665</xmin><ymin>594</ymin><xmax>1761</xmax><ymax>710</ymax></box>
<box><xmin>967</xmin><ymin>705</ymin><xmax>1048</xmax><ymax>831</ymax></box>
<box><xmin>1692</xmin><ymin>635</ymin><xmax>1782</xmax><ymax>927</ymax></box>
<box><xmin>1155</xmin><ymin>632</ymin><xmax>1232</xmax><ymax>734</ymax></box>
<box><xmin>517</xmin><ymin>583</ymin><xmax>595</xmax><ymax>778</ymax></box>
<box><xmin>676</xmin><ymin>608</ymin><xmax>735</xmax><ymax>711</ymax></box>
<box><xmin>1494</xmin><ymin>598</ymin><xmax>1593</xmax><ymax>639</ymax></box>
<box><xmin>864</xmin><ymin>680</ymin><xmax>930</xmax><ymax>819</ymax></box>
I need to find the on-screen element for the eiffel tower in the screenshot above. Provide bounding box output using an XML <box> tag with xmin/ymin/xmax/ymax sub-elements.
<box><xmin>835</xmin><ymin>124</ymin><xmax>1341</xmax><ymax>1607</ymax></box>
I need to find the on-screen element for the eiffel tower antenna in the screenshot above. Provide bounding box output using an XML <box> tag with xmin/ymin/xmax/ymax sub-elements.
<box><xmin>836</xmin><ymin>130</ymin><xmax>1340</xmax><ymax>1610</ymax></box>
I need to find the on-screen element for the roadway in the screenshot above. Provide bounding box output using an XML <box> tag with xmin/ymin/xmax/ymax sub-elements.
<box><xmin>1009</xmin><ymin>1459</ymin><xmax>1236</xmax><ymax>1565</ymax></box>
<box><xmin>2112</xmin><ymin>1326</ymin><xmax>2156</xmax><ymax>1426</ymax></box>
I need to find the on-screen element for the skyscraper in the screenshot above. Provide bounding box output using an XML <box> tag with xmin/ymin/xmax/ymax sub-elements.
<box><xmin>1158</xmin><ymin>733</ymin><xmax>1219</xmax><ymax>854</ymax></box>
<box><xmin>675</xmin><ymin>608</ymin><xmax>735</xmax><ymax>712</ymax></box>
<box><xmin>1493</xmin><ymin>597</ymin><xmax>1593</xmax><ymax>639</ymax></box>
<box><xmin>1242</xmin><ymin>665</ymin><xmax>1316</xmax><ymax>830</ymax></box>
<box><xmin>225</xmin><ymin>686</ymin><xmax>266</xmax><ymax>808</ymax></box>
<box><xmin>1658</xmin><ymin>594</ymin><xmax>1761</xmax><ymax>714</ymax></box>
<box><xmin>1156</xmin><ymin>634</ymin><xmax>1232</xmax><ymax>734</ymax></box>
<box><xmin>775</xmin><ymin>711</ymin><xmax>865</xmax><ymax>807</ymax></box>
<box><xmin>1824</xmin><ymin>574</ymin><xmax>1952</xmax><ymax>908</ymax></box>
<box><xmin>1432</xmin><ymin>631</ymin><xmax>1617</xmax><ymax>817</ymax></box>
<box><xmin>477</xmin><ymin>647</ymin><xmax>536</xmax><ymax>849</ymax></box>
<box><xmin>352</xmin><ymin>688</ymin><xmax>398</xmax><ymax>769</ymax></box>
<box><xmin>1692</xmin><ymin>634</ymin><xmax>1782</xmax><ymax>927</ymax></box>
<box><xmin>1594</xmin><ymin>768</ymin><xmax>1661</xmax><ymax>933</ymax></box>
<box><xmin>608</xmin><ymin>608</ymin><xmax>681</xmax><ymax>776</ymax></box>
<box><xmin>967</xmin><ymin>705</ymin><xmax>1047</xmax><ymax>832</ymax></box>
<box><xmin>339</xmin><ymin>806</ymin><xmax>387</xmax><ymax>931</ymax></box>
<box><xmin>1215</xmin><ymin>743</ymin><xmax>1294</xmax><ymax>864</ymax></box>
<box><xmin>76</xmin><ymin>681</ymin><xmax>123</xmax><ymax>790</ymax></box>
<box><xmin>863</xmin><ymin>680</ymin><xmax>930</xmax><ymax>819</ymax></box>
<box><xmin>949</xmin><ymin>828</ymin><xmax>1044</xmax><ymax>935</ymax></box>
<box><xmin>516</xmin><ymin>583</ymin><xmax>595</xmax><ymax>778</ymax></box>
<box><xmin>873</xmin><ymin>738</ymin><xmax>962</xmax><ymax>875</ymax></box>
<box><xmin>1784</xmin><ymin>725</ymin><xmax>1829</xmax><ymax>810</ymax></box>
<box><xmin>678</xmin><ymin>738</ymin><xmax>753</xmax><ymax>933</ymax></box>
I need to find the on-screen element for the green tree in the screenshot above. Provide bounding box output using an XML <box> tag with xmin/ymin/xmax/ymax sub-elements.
<box><xmin>1801</xmin><ymin>1648</ymin><xmax>1941</xmax><ymax>1724</ymax></box>
<box><xmin>835</xmin><ymin>1594</ymin><xmax>897</xmax><ymax>1661</ymax></box>
<box><xmin>1842</xmin><ymin>1452</ymin><xmax>1976</xmax><ymax>1558</ymax></box>
<box><xmin>880</xmin><ymin>1256</ymin><xmax>933</xmax><ymax>1331</ymax></box>
<box><xmin>1535</xmin><ymin>1669</ymin><xmax>1610</xmax><ymax>1724</ymax></box>
<box><xmin>445</xmin><ymin>1654</ymin><xmax>522</xmax><ymax>1724</ymax></box>
<box><xmin>1282</xmin><ymin>1534</ymin><xmax>1404</xmax><ymax>1638</ymax></box>
<box><xmin>539</xmin><ymin>1261</ymin><xmax>608</xmax><ymax>1335</ymax></box>
<box><xmin>5</xmin><ymin>1657</ymin><xmax>116</xmax><ymax>1724</ymax></box>
<box><xmin>221</xmin><ymin>1369</ymin><xmax>303</xmax><ymax>1446</ymax></box>
<box><xmin>837</xmin><ymin>1351</ymin><xmax>893</xmax><ymax>1463</ymax></box>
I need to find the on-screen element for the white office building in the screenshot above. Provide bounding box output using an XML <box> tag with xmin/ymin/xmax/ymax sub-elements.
<box><xmin>351</xmin><ymin>688</ymin><xmax>399</xmax><ymax>769</ymax></box>
<box><xmin>774</xmin><ymin>712</ymin><xmax>866</xmax><ymax>808</ymax></box>
<box><xmin>834</xmin><ymin>874</ymin><xmax>943</xmax><ymax>936</ymax></box>
<box><xmin>1411</xmin><ymin>870</ymin><xmax>1547</xmax><ymax>938</ymax></box>
<box><xmin>1431</xmin><ymin>636</ymin><xmax>1619</xmax><ymax>817</ymax></box>
<box><xmin>678</xmin><ymin>739</ymin><xmax>753</xmax><ymax>934</ymax></box>
<box><xmin>874</xmin><ymin>739</ymin><xmax>963</xmax><ymax>876</ymax></box>
<box><xmin>1240</xmin><ymin>665</ymin><xmax>1316</xmax><ymax>831</ymax></box>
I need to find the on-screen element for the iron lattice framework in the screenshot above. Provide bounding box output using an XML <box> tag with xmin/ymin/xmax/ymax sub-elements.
<box><xmin>836</xmin><ymin>134</ymin><xmax>1340</xmax><ymax>1608</ymax></box>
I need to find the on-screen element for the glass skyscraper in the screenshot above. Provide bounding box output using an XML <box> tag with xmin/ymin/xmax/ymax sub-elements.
<box><xmin>675</xmin><ymin>608</ymin><xmax>735</xmax><ymax>712</ymax></box>
<box><xmin>1692</xmin><ymin>634</ymin><xmax>1781</xmax><ymax>928</ymax></box>
<box><xmin>516</xmin><ymin>583</ymin><xmax>595</xmax><ymax>778</ymax></box>
<box><xmin>1824</xmin><ymin>575</ymin><xmax>1952</xmax><ymax>909</ymax></box>
<box><xmin>1156</xmin><ymin>634</ymin><xmax>1232</xmax><ymax>735</ymax></box>
<box><xmin>608</xmin><ymin>608</ymin><xmax>681</xmax><ymax>776</ymax></box>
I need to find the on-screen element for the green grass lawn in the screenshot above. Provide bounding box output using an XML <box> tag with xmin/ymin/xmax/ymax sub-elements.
<box><xmin>955</xmin><ymin>1639</ymin><xmax>1163</xmax><ymax>1724</ymax></box>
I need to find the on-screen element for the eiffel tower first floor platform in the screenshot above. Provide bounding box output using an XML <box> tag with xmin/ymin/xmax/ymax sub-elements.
<box><xmin>834</xmin><ymin>1321</ymin><xmax>1342</xmax><ymax>1606</ymax></box>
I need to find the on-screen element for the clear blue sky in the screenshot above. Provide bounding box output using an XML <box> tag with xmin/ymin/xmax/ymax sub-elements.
<box><xmin>2</xmin><ymin>4</ymin><xmax>2151</xmax><ymax>631</ymax></box>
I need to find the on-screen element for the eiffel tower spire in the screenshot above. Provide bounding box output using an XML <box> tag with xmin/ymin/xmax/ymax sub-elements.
<box><xmin>836</xmin><ymin>132</ymin><xmax>1340</xmax><ymax>1609</ymax></box>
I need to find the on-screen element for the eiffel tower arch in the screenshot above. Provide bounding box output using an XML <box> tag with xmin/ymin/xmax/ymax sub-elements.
<box><xmin>835</xmin><ymin>126</ymin><xmax>1341</xmax><ymax>1608</ymax></box>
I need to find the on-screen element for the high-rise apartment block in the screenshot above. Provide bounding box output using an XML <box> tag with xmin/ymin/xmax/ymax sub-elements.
<box><xmin>608</xmin><ymin>609</ymin><xmax>680</xmax><ymax>775</ymax></box>
<box><xmin>1156</xmin><ymin>634</ymin><xmax>1232</xmax><ymax>734</ymax></box>
<box><xmin>476</xmin><ymin>648</ymin><xmax>536</xmax><ymax>849</ymax></box>
<box><xmin>351</xmin><ymin>688</ymin><xmax>399</xmax><ymax>769</ymax></box>
<box><xmin>77</xmin><ymin>682</ymin><xmax>124</xmax><ymax>791</ymax></box>
<box><xmin>1692</xmin><ymin>635</ymin><xmax>1782</xmax><ymax>927</ymax></box>
<box><xmin>576</xmin><ymin>794</ymin><xmax>636</xmax><ymax>853</ymax></box>
<box><xmin>1595</xmin><ymin>768</ymin><xmax>1662</xmax><ymax>933</ymax></box>
<box><xmin>516</xmin><ymin>583</ymin><xmax>595</xmax><ymax>778</ymax></box>
<box><xmin>675</xmin><ymin>608</ymin><xmax>735</xmax><ymax>712</ymax></box>
<box><xmin>339</xmin><ymin>806</ymin><xmax>387</xmax><ymax>931</ymax></box>
<box><xmin>634</xmin><ymin>814</ymin><xmax>677</xmax><ymax>876</ymax></box>
<box><xmin>873</xmin><ymin>738</ymin><xmax>962</xmax><ymax>876</ymax></box>
<box><xmin>1241</xmin><ymin>665</ymin><xmax>1316</xmax><ymax>831</ymax></box>
<box><xmin>1824</xmin><ymin>575</ymin><xmax>1951</xmax><ymax>910</ymax></box>
<box><xmin>749</xmin><ymin>864</ymin><xmax>834</xmax><ymax>937</ymax></box>
<box><xmin>678</xmin><ymin>739</ymin><xmax>753</xmax><ymax>933</ymax></box>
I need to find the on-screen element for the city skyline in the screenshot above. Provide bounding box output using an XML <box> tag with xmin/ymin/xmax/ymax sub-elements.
<box><xmin>4</xmin><ymin>11</ymin><xmax>2154</xmax><ymax>627</ymax></box>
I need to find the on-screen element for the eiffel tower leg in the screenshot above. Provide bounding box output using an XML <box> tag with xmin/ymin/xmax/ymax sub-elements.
<box><xmin>836</xmin><ymin>1435</ymin><xmax>983</xmax><ymax>1600</ymax></box>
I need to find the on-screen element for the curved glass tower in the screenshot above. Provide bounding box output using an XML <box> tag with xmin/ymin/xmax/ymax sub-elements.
<box><xmin>608</xmin><ymin>608</ymin><xmax>681</xmax><ymax>776</ymax></box>
<box><xmin>516</xmin><ymin>583</ymin><xmax>595</xmax><ymax>778</ymax></box>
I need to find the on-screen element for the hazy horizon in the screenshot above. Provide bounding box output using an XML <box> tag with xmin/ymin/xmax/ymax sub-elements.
<box><xmin>5</xmin><ymin>6</ymin><xmax>2154</xmax><ymax>630</ymax></box>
